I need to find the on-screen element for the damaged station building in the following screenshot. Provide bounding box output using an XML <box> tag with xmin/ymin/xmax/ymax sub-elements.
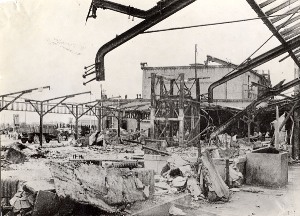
<box><xmin>1</xmin><ymin>0</ymin><xmax>300</xmax><ymax>216</ymax></box>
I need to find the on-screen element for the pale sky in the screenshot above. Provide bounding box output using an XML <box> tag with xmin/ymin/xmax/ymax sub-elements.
<box><xmin>0</xmin><ymin>0</ymin><xmax>298</xmax><ymax>124</ymax></box>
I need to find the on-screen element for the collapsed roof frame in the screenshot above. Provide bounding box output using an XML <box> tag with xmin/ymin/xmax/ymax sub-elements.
<box><xmin>247</xmin><ymin>0</ymin><xmax>300</xmax><ymax>67</ymax></box>
<box><xmin>25</xmin><ymin>91</ymin><xmax>91</xmax><ymax>146</ymax></box>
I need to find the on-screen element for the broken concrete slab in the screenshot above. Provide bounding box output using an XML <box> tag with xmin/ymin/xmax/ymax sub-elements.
<box><xmin>172</xmin><ymin>176</ymin><xmax>187</xmax><ymax>188</ymax></box>
<box><xmin>32</xmin><ymin>191</ymin><xmax>60</xmax><ymax>216</ymax></box>
<box><xmin>23</xmin><ymin>180</ymin><xmax>55</xmax><ymax>194</ymax></box>
<box><xmin>5</xmin><ymin>148</ymin><xmax>26</xmax><ymax>164</ymax></box>
<box><xmin>186</xmin><ymin>177</ymin><xmax>201</xmax><ymax>198</ymax></box>
<box><xmin>48</xmin><ymin>161</ymin><xmax>154</xmax><ymax>213</ymax></box>
<box><xmin>201</xmin><ymin>151</ymin><xmax>230</xmax><ymax>201</ymax></box>
<box><xmin>246</xmin><ymin>152</ymin><xmax>288</xmax><ymax>187</ymax></box>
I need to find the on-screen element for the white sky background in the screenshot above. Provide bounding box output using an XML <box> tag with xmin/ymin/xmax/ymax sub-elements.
<box><xmin>0</xmin><ymin>0</ymin><xmax>297</xmax><ymax>124</ymax></box>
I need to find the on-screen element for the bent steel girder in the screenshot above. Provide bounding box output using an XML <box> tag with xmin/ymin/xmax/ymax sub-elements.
<box><xmin>92</xmin><ymin>0</ymin><xmax>184</xmax><ymax>19</ymax></box>
<box><xmin>207</xmin><ymin>35</ymin><xmax>300</xmax><ymax>103</ymax></box>
<box><xmin>91</xmin><ymin>0</ymin><xmax>195</xmax><ymax>82</ymax></box>
<box><xmin>209</xmin><ymin>78</ymin><xmax>300</xmax><ymax>140</ymax></box>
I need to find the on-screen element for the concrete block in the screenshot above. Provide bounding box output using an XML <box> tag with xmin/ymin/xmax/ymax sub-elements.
<box><xmin>144</xmin><ymin>154</ymin><xmax>169</xmax><ymax>174</ymax></box>
<box><xmin>246</xmin><ymin>152</ymin><xmax>288</xmax><ymax>187</ymax></box>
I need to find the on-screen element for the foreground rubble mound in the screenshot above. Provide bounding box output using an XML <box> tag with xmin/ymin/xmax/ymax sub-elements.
<box><xmin>48</xmin><ymin>161</ymin><xmax>154</xmax><ymax>213</ymax></box>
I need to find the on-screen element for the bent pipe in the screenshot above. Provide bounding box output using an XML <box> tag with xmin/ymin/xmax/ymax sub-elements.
<box><xmin>209</xmin><ymin>78</ymin><xmax>300</xmax><ymax>140</ymax></box>
<box><xmin>207</xmin><ymin>35</ymin><xmax>300</xmax><ymax>103</ymax></box>
<box><xmin>95</xmin><ymin>0</ymin><xmax>195</xmax><ymax>81</ymax></box>
<box><xmin>93</xmin><ymin>0</ymin><xmax>183</xmax><ymax>19</ymax></box>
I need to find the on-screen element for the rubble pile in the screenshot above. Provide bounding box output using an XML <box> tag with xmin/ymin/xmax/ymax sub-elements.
<box><xmin>152</xmin><ymin>151</ymin><xmax>231</xmax><ymax>203</ymax></box>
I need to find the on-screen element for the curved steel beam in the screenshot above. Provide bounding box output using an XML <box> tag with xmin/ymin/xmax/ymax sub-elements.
<box><xmin>92</xmin><ymin>0</ymin><xmax>183</xmax><ymax>19</ymax></box>
<box><xmin>94</xmin><ymin>0</ymin><xmax>195</xmax><ymax>81</ymax></box>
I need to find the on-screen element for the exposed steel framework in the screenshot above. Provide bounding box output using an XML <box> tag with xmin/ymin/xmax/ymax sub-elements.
<box><xmin>149</xmin><ymin>73</ymin><xmax>214</xmax><ymax>149</ymax></box>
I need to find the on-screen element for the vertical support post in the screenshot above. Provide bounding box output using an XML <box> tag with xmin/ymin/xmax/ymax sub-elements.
<box><xmin>39</xmin><ymin>102</ymin><xmax>43</xmax><ymax>147</ymax></box>
<box><xmin>97</xmin><ymin>107</ymin><xmax>101</xmax><ymax>132</ymax></box>
<box><xmin>169</xmin><ymin>79</ymin><xmax>175</xmax><ymax>139</ymax></box>
<box><xmin>196</xmin><ymin>77</ymin><xmax>201</xmax><ymax>157</ymax></box>
<box><xmin>150</xmin><ymin>73</ymin><xmax>156</xmax><ymax>139</ymax></box>
<box><xmin>274</xmin><ymin>106</ymin><xmax>280</xmax><ymax>149</ymax></box>
<box><xmin>137</xmin><ymin>113</ymin><xmax>141</xmax><ymax>130</ymax></box>
<box><xmin>225</xmin><ymin>159</ymin><xmax>230</xmax><ymax>186</ymax></box>
<box><xmin>118</xmin><ymin>110</ymin><xmax>121</xmax><ymax>138</ymax></box>
<box><xmin>179</xmin><ymin>73</ymin><xmax>185</xmax><ymax>146</ymax></box>
<box><xmin>75</xmin><ymin>105</ymin><xmax>79</xmax><ymax>140</ymax></box>
<box><xmin>159</xmin><ymin>76</ymin><xmax>164</xmax><ymax>98</ymax></box>
<box><xmin>247</xmin><ymin>120</ymin><xmax>251</xmax><ymax>144</ymax></box>
<box><xmin>196</xmin><ymin>78</ymin><xmax>200</xmax><ymax>102</ymax></box>
<box><xmin>293</xmin><ymin>109</ymin><xmax>300</xmax><ymax>160</ymax></box>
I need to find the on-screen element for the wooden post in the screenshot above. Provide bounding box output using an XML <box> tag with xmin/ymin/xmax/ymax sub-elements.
<box><xmin>39</xmin><ymin>102</ymin><xmax>43</xmax><ymax>147</ymax></box>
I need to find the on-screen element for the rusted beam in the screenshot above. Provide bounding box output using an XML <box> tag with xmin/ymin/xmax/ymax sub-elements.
<box><xmin>208</xmin><ymin>35</ymin><xmax>300</xmax><ymax>102</ymax></box>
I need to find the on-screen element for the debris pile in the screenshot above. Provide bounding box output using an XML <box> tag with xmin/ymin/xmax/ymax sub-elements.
<box><xmin>153</xmin><ymin>150</ymin><xmax>230</xmax><ymax>203</ymax></box>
